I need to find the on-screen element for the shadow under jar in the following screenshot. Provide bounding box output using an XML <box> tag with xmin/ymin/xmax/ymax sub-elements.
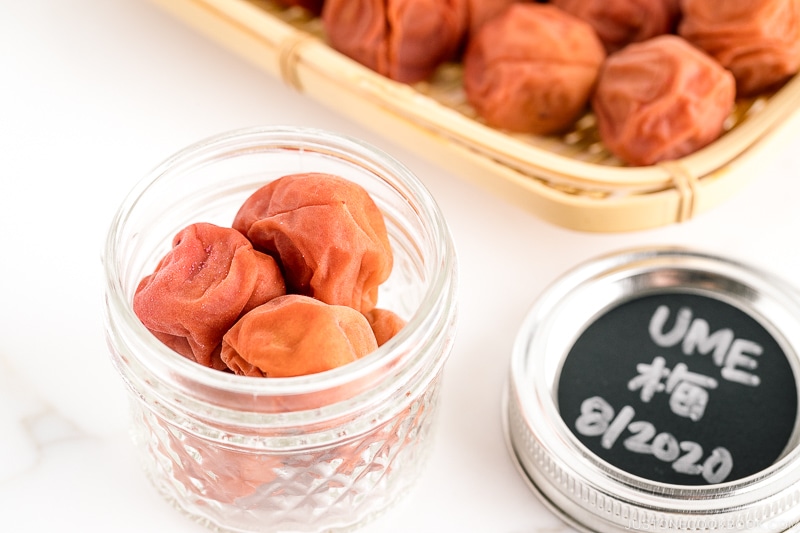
<box><xmin>102</xmin><ymin>126</ymin><xmax>458</xmax><ymax>533</ymax></box>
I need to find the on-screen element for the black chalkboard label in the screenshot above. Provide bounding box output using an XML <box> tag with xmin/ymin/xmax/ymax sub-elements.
<box><xmin>557</xmin><ymin>292</ymin><xmax>798</xmax><ymax>485</ymax></box>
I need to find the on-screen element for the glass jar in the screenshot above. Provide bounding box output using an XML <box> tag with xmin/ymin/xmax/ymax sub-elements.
<box><xmin>102</xmin><ymin>126</ymin><xmax>458</xmax><ymax>533</ymax></box>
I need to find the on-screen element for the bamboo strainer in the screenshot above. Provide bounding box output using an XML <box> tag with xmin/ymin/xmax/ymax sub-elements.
<box><xmin>147</xmin><ymin>0</ymin><xmax>800</xmax><ymax>232</ymax></box>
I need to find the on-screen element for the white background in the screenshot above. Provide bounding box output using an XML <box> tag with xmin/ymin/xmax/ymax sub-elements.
<box><xmin>1</xmin><ymin>1</ymin><xmax>799</xmax><ymax>531</ymax></box>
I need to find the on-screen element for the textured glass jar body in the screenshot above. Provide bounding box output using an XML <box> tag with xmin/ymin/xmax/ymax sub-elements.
<box><xmin>103</xmin><ymin>127</ymin><xmax>458</xmax><ymax>533</ymax></box>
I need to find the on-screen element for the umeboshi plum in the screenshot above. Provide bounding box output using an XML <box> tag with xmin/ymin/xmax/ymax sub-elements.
<box><xmin>679</xmin><ymin>0</ymin><xmax>800</xmax><ymax>96</ymax></box>
<box><xmin>551</xmin><ymin>0</ymin><xmax>680</xmax><ymax>53</ymax></box>
<box><xmin>233</xmin><ymin>172</ymin><xmax>392</xmax><ymax>314</ymax></box>
<box><xmin>592</xmin><ymin>35</ymin><xmax>736</xmax><ymax>166</ymax></box>
<box><xmin>133</xmin><ymin>222</ymin><xmax>286</xmax><ymax>369</ymax></box>
<box><xmin>464</xmin><ymin>0</ymin><xmax>521</xmax><ymax>37</ymax></box>
<box><xmin>321</xmin><ymin>0</ymin><xmax>469</xmax><ymax>83</ymax></box>
<box><xmin>463</xmin><ymin>4</ymin><xmax>606</xmax><ymax>134</ymax></box>
<box><xmin>221</xmin><ymin>295</ymin><xmax>378</xmax><ymax>377</ymax></box>
<box><xmin>363</xmin><ymin>308</ymin><xmax>407</xmax><ymax>347</ymax></box>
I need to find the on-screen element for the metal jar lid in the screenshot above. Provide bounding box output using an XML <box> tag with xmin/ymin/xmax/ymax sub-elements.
<box><xmin>505</xmin><ymin>247</ymin><xmax>800</xmax><ymax>532</ymax></box>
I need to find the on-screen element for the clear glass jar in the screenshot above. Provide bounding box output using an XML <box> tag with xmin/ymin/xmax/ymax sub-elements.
<box><xmin>102</xmin><ymin>126</ymin><xmax>458</xmax><ymax>533</ymax></box>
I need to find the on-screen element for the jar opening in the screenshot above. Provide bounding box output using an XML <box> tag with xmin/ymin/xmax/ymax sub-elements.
<box><xmin>103</xmin><ymin>126</ymin><xmax>457</xmax><ymax>416</ymax></box>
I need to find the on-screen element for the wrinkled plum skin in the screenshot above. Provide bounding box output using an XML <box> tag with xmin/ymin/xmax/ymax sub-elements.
<box><xmin>322</xmin><ymin>0</ymin><xmax>469</xmax><ymax>83</ymax></box>
<box><xmin>221</xmin><ymin>294</ymin><xmax>378</xmax><ymax>377</ymax></box>
<box><xmin>133</xmin><ymin>222</ymin><xmax>285</xmax><ymax>369</ymax></box>
<box><xmin>679</xmin><ymin>0</ymin><xmax>800</xmax><ymax>96</ymax></box>
<box><xmin>233</xmin><ymin>172</ymin><xmax>393</xmax><ymax>314</ymax></box>
<box><xmin>364</xmin><ymin>308</ymin><xmax>407</xmax><ymax>347</ymax></box>
<box><xmin>463</xmin><ymin>4</ymin><xmax>606</xmax><ymax>135</ymax></box>
<box><xmin>592</xmin><ymin>35</ymin><xmax>736</xmax><ymax>166</ymax></box>
<box><xmin>552</xmin><ymin>0</ymin><xmax>680</xmax><ymax>53</ymax></box>
<box><xmin>134</xmin><ymin>173</ymin><xmax>405</xmax><ymax>377</ymax></box>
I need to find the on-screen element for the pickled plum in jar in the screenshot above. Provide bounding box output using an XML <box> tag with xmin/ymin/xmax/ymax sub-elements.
<box><xmin>364</xmin><ymin>308</ymin><xmax>407</xmax><ymax>347</ymax></box>
<box><xmin>134</xmin><ymin>172</ymin><xmax>406</xmax><ymax>377</ymax></box>
<box><xmin>133</xmin><ymin>222</ymin><xmax>285</xmax><ymax>370</ymax></box>
<box><xmin>221</xmin><ymin>294</ymin><xmax>378</xmax><ymax>378</ymax></box>
<box><xmin>233</xmin><ymin>172</ymin><xmax>393</xmax><ymax>314</ymax></box>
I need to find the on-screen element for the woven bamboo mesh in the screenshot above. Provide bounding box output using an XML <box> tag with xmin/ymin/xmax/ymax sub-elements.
<box><xmin>149</xmin><ymin>0</ymin><xmax>800</xmax><ymax>231</ymax></box>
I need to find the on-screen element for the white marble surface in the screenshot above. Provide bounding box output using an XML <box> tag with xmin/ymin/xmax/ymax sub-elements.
<box><xmin>1</xmin><ymin>1</ymin><xmax>799</xmax><ymax>531</ymax></box>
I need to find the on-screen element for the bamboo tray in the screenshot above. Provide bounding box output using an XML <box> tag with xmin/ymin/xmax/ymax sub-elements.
<box><xmin>148</xmin><ymin>0</ymin><xmax>800</xmax><ymax>232</ymax></box>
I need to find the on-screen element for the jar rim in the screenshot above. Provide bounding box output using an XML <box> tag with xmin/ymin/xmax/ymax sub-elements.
<box><xmin>103</xmin><ymin>125</ymin><xmax>457</xmax><ymax>398</ymax></box>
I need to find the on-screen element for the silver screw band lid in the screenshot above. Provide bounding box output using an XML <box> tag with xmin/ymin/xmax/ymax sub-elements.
<box><xmin>506</xmin><ymin>247</ymin><xmax>800</xmax><ymax>532</ymax></box>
